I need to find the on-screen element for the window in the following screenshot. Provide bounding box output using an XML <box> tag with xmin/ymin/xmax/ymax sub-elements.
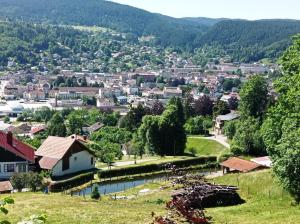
<box><xmin>4</xmin><ymin>164</ymin><xmax>15</xmax><ymax>173</ymax></box>
<box><xmin>17</xmin><ymin>163</ymin><xmax>27</xmax><ymax>173</ymax></box>
<box><xmin>91</xmin><ymin>157</ymin><xmax>94</xmax><ymax>165</ymax></box>
<box><xmin>62</xmin><ymin>156</ymin><xmax>70</xmax><ymax>171</ymax></box>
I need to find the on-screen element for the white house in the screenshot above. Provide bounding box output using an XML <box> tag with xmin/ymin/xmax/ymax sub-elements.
<box><xmin>36</xmin><ymin>136</ymin><xmax>95</xmax><ymax>177</ymax></box>
<box><xmin>0</xmin><ymin>131</ymin><xmax>35</xmax><ymax>180</ymax></box>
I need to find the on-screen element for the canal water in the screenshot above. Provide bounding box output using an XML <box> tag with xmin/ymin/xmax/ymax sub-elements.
<box><xmin>73</xmin><ymin>175</ymin><xmax>163</xmax><ymax>196</ymax></box>
<box><xmin>73</xmin><ymin>169</ymin><xmax>212</xmax><ymax>196</ymax></box>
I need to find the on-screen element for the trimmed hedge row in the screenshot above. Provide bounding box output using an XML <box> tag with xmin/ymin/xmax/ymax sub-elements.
<box><xmin>49</xmin><ymin>171</ymin><xmax>95</xmax><ymax>192</ymax></box>
<box><xmin>98</xmin><ymin>156</ymin><xmax>217</xmax><ymax>179</ymax></box>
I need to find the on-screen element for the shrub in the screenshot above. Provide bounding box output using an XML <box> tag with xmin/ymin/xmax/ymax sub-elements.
<box><xmin>91</xmin><ymin>186</ymin><xmax>100</xmax><ymax>200</ymax></box>
<box><xmin>10</xmin><ymin>173</ymin><xmax>27</xmax><ymax>192</ymax></box>
<box><xmin>223</xmin><ymin>121</ymin><xmax>237</xmax><ymax>140</ymax></box>
<box><xmin>49</xmin><ymin>171</ymin><xmax>95</xmax><ymax>192</ymax></box>
<box><xmin>98</xmin><ymin>156</ymin><xmax>217</xmax><ymax>179</ymax></box>
<box><xmin>27</xmin><ymin>172</ymin><xmax>43</xmax><ymax>192</ymax></box>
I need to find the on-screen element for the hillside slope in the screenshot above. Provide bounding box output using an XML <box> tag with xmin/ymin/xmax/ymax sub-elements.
<box><xmin>1</xmin><ymin>0</ymin><xmax>300</xmax><ymax>61</ymax></box>
<box><xmin>195</xmin><ymin>19</ymin><xmax>300</xmax><ymax>61</ymax></box>
<box><xmin>0</xmin><ymin>0</ymin><xmax>207</xmax><ymax>48</ymax></box>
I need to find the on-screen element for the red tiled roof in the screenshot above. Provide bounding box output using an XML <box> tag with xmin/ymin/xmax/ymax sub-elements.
<box><xmin>31</xmin><ymin>126</ymin><xmax>46</xmax><ymax>135</ymax></box>
<box><xmin>221</xmin><ymin>157</ymin><xmax>262</xmax><ymax>172</ymax></box>
<box><xmin>0</xmin><ymin>131</ymin><xmax>35</xmax><ymax>162</ymax></box>
<box><xmin>0</xmin><ymin>181</ymin><xmax>13</xmax><ymax>192</ymax></box>
<box><xmin>36</xmin><ymin>136</ymin><xmax>75</xmax><ymax>159</ymax></box>
<box><xmin>38</xmin><ymin>157</ymin><xmax>60</xmax><ymax>170</ymax></box>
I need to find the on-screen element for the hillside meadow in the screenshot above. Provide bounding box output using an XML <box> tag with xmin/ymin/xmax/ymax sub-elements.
<box><xmin>0</xmin><ymin>170</ymin><xmax>299</xmax><ymax>223</ymax></box>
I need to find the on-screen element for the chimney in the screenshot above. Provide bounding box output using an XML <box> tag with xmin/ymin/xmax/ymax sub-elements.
<box><xmin>7</xmin><ymin>131</ymin><xmax>13</xmax><ymax>145</ymax></box>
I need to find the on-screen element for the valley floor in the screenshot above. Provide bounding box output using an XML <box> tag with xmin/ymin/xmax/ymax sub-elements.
<box><xmin>1</xmin><ymin>170</ymin><xmax>299</xmax><ymax>224</ymax></box>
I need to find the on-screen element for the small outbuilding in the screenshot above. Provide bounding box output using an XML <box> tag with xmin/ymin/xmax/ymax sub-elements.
<box><xmin>220</xmin><ymin>157</ymin><xmax>264</xmax><ymax>174</ymax></box>
<box><xmin>0</xmin><ymin>181</ymin><xmax>13</xmax><ymax>194</ymax></box>
<box><xmin>251</xmin><ymin>156</ymin><xmax>272</xmax><ymax>168</ymax></box>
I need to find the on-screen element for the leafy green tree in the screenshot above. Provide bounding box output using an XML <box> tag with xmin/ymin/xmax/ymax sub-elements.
<box><xmin>91</xmin><ymin>127</ymin><xmax>131</xmax><ymax>144</ymax></box>
<box><xmin>262</xmin><ymin>35</ymin><xmax>300</xmax><ymax>202</ymax></box>
<box><xmin>47</xmin><ymin>113</ymin><xmax>67</xmax><ymax>137</ymax></box>
<box><xmin>231</xmin><ymin>117</ymin><xmax>266</xmax><ymax>156</ymax></box>
<box><xmin>184</xmin><ymin>116</ymin><xmax>205</xmax><ymax>135</ymax></box>
<box><xmin>138</xmin><ymin>116</ymin><xmax>161</xmax><ymax>155</ymax></box>
<box><xmin>131</xmin><ymin>134</ymin><xmax>145</xmax><ymax>159</ymax></box>
<box><xmin>223</xmin><ymin>121</ymin><xmax>237</xmax><ymax>140</ymax></box>
<box><xmin>66</xmin><ymin>110</ymin><xmax>86</xmax><ymax>135</ymax></box>
<box><xmin>102</xmin><ymin>152</ymin><xmax>115</xmax><ymax>169</ymax></box>
<box><xmin>34</xmin><ymin>107</ymin><xmax>54</xmax><ymax>123</ymax></box>
<box><xmin>238</xmin><ymin>75</ymin><xmax>268</xmax><ymax>120</ymax></box>
<box><xmin>119</xmin><ymin>104</ymin><xmax>147</xmax><ymax>131</ymax></box>
<box><xmin>213</xmin><ymin>100</ymin><xmax>230</xmax><ymax>118</ymax></box>
<box><xmin>138</xmin><ymin>99</ymin><xmax>187</xmax><ymax>156</ymax></box>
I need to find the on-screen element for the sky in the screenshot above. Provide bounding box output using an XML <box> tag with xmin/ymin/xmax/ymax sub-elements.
<box><xmin>110</xmin><ymin>0</ymin><xmax>300</xmax><ymax>20</ymax></box>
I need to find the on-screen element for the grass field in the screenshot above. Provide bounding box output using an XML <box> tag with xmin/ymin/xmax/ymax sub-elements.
<box><xmin>0</xmin><ymin>170</ymin><xmax>299</xmax><ymax>223</ymax></box>
<box><xmin>186</xmin><ymin>137</ymin><xmax>228</xmax><ymax>156</ymax></box>
<box><xmin>207</xmin><ymin>170</ymin><xmax>300</xmax><ymax>224</ymax></box>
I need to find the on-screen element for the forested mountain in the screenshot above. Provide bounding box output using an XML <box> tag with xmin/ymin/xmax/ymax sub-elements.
<box><xmin>0</xmin><ymin>0</ymin><xmax>207</xmax><ymax>48</ymax></box>
<box><xmin>183</xmin><ymin>17</ymin><xmax>225</xmax><ymax>26</ymax></box>
<box><xmin>195</xmin><ymin>19</ymin><xmax>300</xmax><ymax>62</ymax></box>
<box><xmin>1</xmin><ymin>0</ymin><xmax>300</xmax><ymax>62</ymax></box>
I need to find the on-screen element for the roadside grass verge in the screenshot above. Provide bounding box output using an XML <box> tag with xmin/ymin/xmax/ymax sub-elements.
<box><xmin>186</xmin><ymin>137</ymin><xmax>229</xmax><ymax>157</ymax></box>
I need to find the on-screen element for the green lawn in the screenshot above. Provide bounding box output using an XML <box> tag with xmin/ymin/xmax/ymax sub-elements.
<box><xmin>207</xmin><ymin>170</ymin><xmax>300</xmax><ymax>224</ymax></box>
<box><xmin>186</xmin><ymin>137</ymin><xmax>228</xmax><ymax>156</ymax></box>
<box><xmin>1</xmin><ymin>170</ymin><xmax>299</xmax><ymax>223</ymax></box>
<box><xmin>96</xmin><ymin>137</ymin><xmax>227</xmax><ymax>169</ymax></box>
<box><xmin>0</xmin><ymin>183</ymin><xmax>169</xmax><ymax>224</ymax></box>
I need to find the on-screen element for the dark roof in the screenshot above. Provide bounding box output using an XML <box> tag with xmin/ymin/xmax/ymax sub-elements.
<box><xmin>216</xmin><ymin>112</ymin><xmax>240</xmax><ymax>121</ymax></box>
<box><xmin>12</xmin><ymin>123</ymin><xmax>32</xmax><ymax>135</ymax></box>
<box><xmin>0</xmin><ymin>181</ymin><xmax>13</xmax><ymax>193</ymax></box>
<box><xmin>0</xmin><ymin>131</ymin><xmax>35</xmax><ymax>162</ymax></box>
<box><xmin>221</xmin><ymin>157</ymin><xmax>262</xmax><ymax>172</ymax></box>
<box><xmin>87</xmin><ymin>122</ymin><xmax>104</xmax><ymax>133</ymax></box>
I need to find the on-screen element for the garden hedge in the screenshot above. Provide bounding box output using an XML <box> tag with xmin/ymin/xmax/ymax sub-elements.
<box><xmin>49</xmin><ymin>171</ymin><xmax>95</xmax><ymax>192</ymax></box>
<box><xmin>98</xmin><ymin>156</ymin><xmax>217</xmax><ymax>179</ymax></box>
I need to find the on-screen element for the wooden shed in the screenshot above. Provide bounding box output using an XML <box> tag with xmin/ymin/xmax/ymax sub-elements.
<box><xmin>0</xmin><ymin>181</ymin><xmax>13</xmax><ymax>194</ymax></box>
<box><xmin>220</xmin><ymin>157</ymin><xmax>263</xmax><ymax>174</ymax></box>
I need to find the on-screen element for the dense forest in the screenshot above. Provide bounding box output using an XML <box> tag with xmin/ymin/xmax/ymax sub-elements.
<box><xmin>0</xmin><ymin>0</ymin><xmax>207</xmax><ymax>48</ymax></box>
<box><xmin>195</xmin><ymin>20</ymin><xmax>300</xmax><ymax>62</ymax></box>
<box><xmin>1</xmin><ymin>0</ymin><xmax>300</xmax><ymax>62</ymax></box>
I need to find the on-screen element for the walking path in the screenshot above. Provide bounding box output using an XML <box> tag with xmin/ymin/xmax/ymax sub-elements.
<box><xmin>112</xmin><ymin>158</ymin><xmax>157</xmax><ymax>167</ymax></box>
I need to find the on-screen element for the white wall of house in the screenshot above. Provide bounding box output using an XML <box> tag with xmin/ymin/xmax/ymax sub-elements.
<box><xmin>0</xmin><ymin>161</ymin><xmax>29</xmax><ymax>179</ymax></box>
<box><xmin>52</xmin><ymin>151</ymin><xmax>95</xmax><ymax>177</ymax></box>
